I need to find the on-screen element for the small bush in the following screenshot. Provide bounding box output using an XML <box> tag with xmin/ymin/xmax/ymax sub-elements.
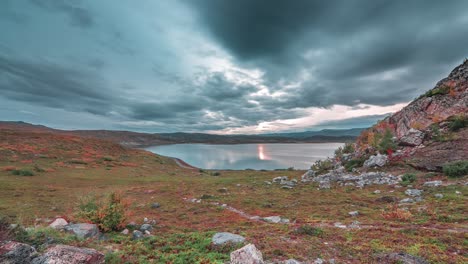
<box><xmin>401</xmin><ymin>173</ymin><xmax>417</xmax><ymax>186</ymax></box>
<box><xmin>442</xmin><ymin>161</ymin><xmax>468</xmax><ymax>178</ymax></box>
<box><xmin>448</xmin><ymin>115</ymin><xmax>467</xmax><ymax>132</ymax></box>
<box><xmin>382</xmin><ymin>205</ymin><xmax>413</xmax><ymax>221</ymax></box>
<box><xmin>11</xmin><ymin>169</ymin><xmax>35</xmax><ymax>176</ymax></box>
<box><xmin>74</xmin><ymin>192</ymin><xmax>127</xmax><ymax>232</ymax></box>
<box><xmin>0</xmin><ymin>217</ymin><xmax>11</xmax><ymax>241</ymax></box>
<box><xmin>425</xmin><ymin>85</ymin><xmax>450</xmax><ymax>97</ymax></box>
<box><xmin>294</xmin><ymin>225</ymin><xmax>324</xmax><ymax>237</ymax></box>
<box><xmin>335</xmin><ymin>143</ymin><xmax>355</xmax><ymax>158</ymax></box>
<box><xmin>344</xmin><ymin>157</ymin><xmax>366</xmax><ymax>172</ymax></box>
<box><xmin>103</xmin><ymin>156</ymin><xmax>115</xmax><ymax>162</ymax></box>
<box><xmin>211</xmin><ymin>172</ymin><xmax>221</xmax><ymax>176</ymax></box>
<box><xmin>311</xmin><ymin>159</ymin><xmax>334</xmax><ymax>175</ymax></box>
<box><xmin>378</xmin><ymin>129</ymin><xmax>397</xmax><ymax>154</ymax></box>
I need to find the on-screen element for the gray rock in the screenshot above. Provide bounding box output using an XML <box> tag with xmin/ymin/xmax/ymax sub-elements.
<box><xmin>281</xmin><ymin>186</ymin><xmax>293</xmax><ymax>189</ymax></box>
<box><xmin>373</xmin><ymin>190</ymin><xmax>381</xmax><ymax>194</ymax></box>
<box><xmin>140</xmin><ymin>224</ymin><xmax>153</xmax><ymax>232</ymax></box>
<box><xmin>263</xmin><ymin>216</ymin><xmax>289</xmax><ymax>224</ymax></box>
<box><xmin>301</xmin><ymin>170</ymin><xmax>316</xmax><ymax>182</ymax></box>
<box><xmin>132</xmin><ymin>230</ymin><xmax>143</xmax><ymax>240</ymax></box>
<box><xmin>434</xmin><ymin>193</ymin><xmax>444</xmax><ymax>199</ymax></box>
<box><xmin>48</xmin><ymin>218</ymin><xmax>68</xmax><ymax>230</ymax></box>
<box><xmin>64</xmin><ymin>223</ymin><xmax>99</xmax><ymax>239</ymax></box>
<box><xmin>218</xmin><ymin>188</ymin><xmax>228</xmax><ymax>193</ymax></box>
<box><xmin>319</xmin><ymin>181</ymin><xmax>331</xmax><ymax>189</ymax></box>
<box><xmin>376</xmin><ymin>252</ymin><xmax>429</xmax><ymax>264</ymax></box>
<box><xmin>31</xmin><ymin>245</ymin><xmax>104</xmax><ymax>264</ymax></box>
<box><xmin>349</xmin><ymin>221</ymin><xmax>361</xmax><ymax>229</ymax></box>
<box><xmin>314</xmin><ymin>258</ymin><xmax>324</xmax><ymax>264</ymax></box>
<box><xmin>121</xmin><ymin>229</ymin><xmax>129</xmax><ymax>235</ymax></box>
<box><xmin>212</xmin><ymin>232</ymin><xmax>245</xmax><ymax>245</ymax></box>
<box><xmin>311</xmin><ymin>170</ymin><xmax>399</xmax><ymax>189</ymax></box>
<box><xmin>334</xmin><ymin>222</ymin><xmax>347</xmax><ymax>229</ymax></box>
<box><xmin>405</xmin><ymin>189</ymin><xmax>423</xmax><ymax>197</ymax></box>
<box><xmin>280</xmin><ymin>180</ymin><xmax>296</xmax><ymax>187</ymax></box>
<box><xmin>363</xmin><ymin>153</ymin><xmax>388</xmax><ymax>168</ymax></box>
<box><xmin>399</xmin><ymin>128</ymin><xmax>425</xmax><ymax>147</ymax></box>
<box><xmin>230</xmin><ymin>244</ymin><xmax>264</xmax><ymax>264</ymax></box>
<box><xmin>151</xmin><ymin>203</ymin><xmax>160</xmax><ymax>209</ymax></box>
<box><xmin>423</xmin><ymin>181</ymin><xmax>442</xmax><ymax>187</ymax></box>
<box><xmin>264</xmin><ymin>181</ymin><xmax>272</xmax><ymax>185</ymax></box>
<box><xmin>273</xmin><ymin>176</ymin><xmax>288</xmax><ymax>183</ymax></box>
<box><xmin>348</xmin><ymin>211</ymin><xmax>359</xmax><ymax>217</ymax></box>
<box><xmin>400</xmin><ymin>198</ymin><xmax>415</xmax><ymax>204</ymax></box>
<box><xmin>0</xmin><ymin>241</ymin><xmax>39</xmax><ymax>264</ymax></box>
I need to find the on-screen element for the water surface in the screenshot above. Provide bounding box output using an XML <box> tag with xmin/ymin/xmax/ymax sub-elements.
<box><xmin>146</xmin><ymin>143</ymin><xmax>343</xmax><ymax>170</ymax></box>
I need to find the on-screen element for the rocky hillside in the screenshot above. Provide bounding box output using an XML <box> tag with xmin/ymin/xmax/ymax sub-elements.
<box><xmin>353</xmin><ymin>59</ymin><xmax>467</xmax><ymax>171</ymax></box>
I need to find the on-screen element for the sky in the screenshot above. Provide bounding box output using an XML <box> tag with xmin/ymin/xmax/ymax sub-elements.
<box><xmin>0</xmin><ymin>0</ymin><xmax>467</xmax><ymax>134</ymax></box>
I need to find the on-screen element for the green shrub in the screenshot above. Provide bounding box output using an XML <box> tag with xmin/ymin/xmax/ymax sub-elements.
<box><xmin>448</xmin><ymin>115</ymin><xmax>467</xmax><ymax>132</ymax></box>
<box><xmin>425</xmin><ymin>85</ymin><xmax>450</xmax><ymax>97</ymax></box>
<box><xmin>75</xmin><ymin>192</ymin><xmax>127</xmax><ymax>232</ymax></box>
<box><xmin>294</xmin><ymin>225</ymin><xmax>324</xmax><ymax>237</ymax></box>
<box><xmin>344</xmin><ymin>157</ymin><xmax>366</xmax><ymax>172</ymax></box>
<box><xmin>335</xmin><ymin>143</ymin><xmax>355</xmax><ymax>158</ymax></box>
<box><xmin>401</xmin><ymin>173</ymin><xmax>417</xmax><ymax>186</ymax></box>
<box><xmin>311</xmin><ymin>159</ymin><xmax>334</xmax><ymax>175</ymax></box>
<box><xmin>211</xmin><ymin>171</ymin><xmax>221</xmax><ymax>176</ymax></box>
<box><xmin>11</xmin><ymin>169</ymin><xmax>35</xmax><ymax>176</ymax></box>
<box><xmin>442</xmin><ymin>161</ymin><xmax>468</xmax><ymax>178</ymax></box>
<box><xmin>378</xmin><ymin>129</ymin><xmax>397</xmax><ymax>153</ymax></box>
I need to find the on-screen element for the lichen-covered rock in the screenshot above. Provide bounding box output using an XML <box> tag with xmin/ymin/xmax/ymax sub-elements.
<box><xmin>423</xmin><ymin>180</ymin><xmax>442</xmax><ymax>187</ymax></box>
<box><xmin>262</xmin><ymin>216</ymin><xmax>289</xmax><ymax>224</ymax></box>
<box><xmin>49</xmin><ymin>218</ymin><xmax>68</xmax><ymax>229</ymax></box>
<box><xmin>212</xmin><ymin>232</ymin><xmax>245</xmax><ymax>245</ymax></box>
<box><xmin>363</xmin><ymin>154</ymin><xmax>388</xmax><ymax>168</ymax></box>
<box><xmin>31</xmin><ymin>245</ymin><xmax>104</xmax><ymax>264</ymax></box>
<box><xmin>376</xmin><ymin>252</ymin><xmax>429</xmax><ymax>264</ymax></box>
<box><xmin>64</xmin><ymin>224</ymin><xmax>99</xmax><ymax>239</ymax></box>
<box><xmin>399</xmin><ymin>128</ymin><xmax>425</xmax><ymax>147</ymax></box>
<box><xmin>0</xmin><ymin>241</ymin><xmax>38</xmax><ymax>264</ymax></box>
<box><xmin>405</xmin><ymin>189</ymin><xmax>423</xmax><ymax>197</ymax></box>
<box><xmin>301</xmin><ymin>170</ymin><xmax>315</xmax><ymax>182</ymax></box>
<box><xmin>230</xmin><ymin>244</ymin><xmax>264</xmax><ymax>264</ymax></box>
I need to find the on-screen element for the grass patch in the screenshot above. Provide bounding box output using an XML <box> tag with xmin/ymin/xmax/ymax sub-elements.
<box><xmin>401</xmin><ymin>173</ymin><xmax>416</xmax><ymax>186</ymax></box>
<box><xmin>294</xmin><ymin>225</ymin><xmax>324</xmax><ymax>237</ymax></box>
<box><xmin>11</xmin><ymin>169</ymin><xmax>35</xmax><ymax>176</ymax></box>
<box><xmin>442</xmin><ymin>161</ymin><xmax>468</xmax><ymax>178</ymax></box>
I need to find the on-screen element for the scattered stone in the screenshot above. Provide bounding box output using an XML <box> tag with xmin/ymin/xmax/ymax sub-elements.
<box><xmin>281</xmin><ymin>186</ymin><xmax>293</xmax><ymax>189</ymax></box>
<box><xmin>455</xmin><ymin>191</ymin><xmax>461</xmax><ymax>195</ymax></box>
<box><xmin>48</xmin><ymin>218</ymin><xmax>68</xmax><ymax>230</ymax></box>
<box><xmin>64</xmin><ymin>223</ymin><xmax>99</xmax><ymax>239</ymax></box>
<box><xmin>143</xmin><ymin>217</ymin><xmax>149</xmax><ymax>223</ymax></box>
<box><xmin>0</xmin><ymin>241</ymin><xmax>38</xmax><ymax>264</ymax></box>
<box><xmin>230</xmin><ymin>244</ymin><xmax>264</xmax><ymax>264</ymax></box>
<box><xmin>127</xmin><ymin>222</ymin><xmax>137</xmax><ymax>228</ymax></box>
<box><xmin>212</xmin><ymin>232</ymin><xmax>245</xmax><ymax>245</ymax></box>
<box><xmin>399</xmin><ymin>128</ymin><xmax>425</xmax><ymax>147</ymax></box>
<box><xmin>348</xmin><ymin>211</ymin><xmax>359</xmax><ymax>217</ymax></box>
<box><xmin>373</xmin><ymin>190</ymin><xmax>381</xmax><ymax>194</ymax></box>
<box><xmin>423</xmin><ymin>181</ymin><xmax>442</xmax><ymax>187</ymax></box>
<box><xmin>32</xmin><ymin>245</ymin><xmax>104</xmax><ymax>264</ymax></box>
<box><xmin>405</xmin><ymin>189</ymin><xmax>423</xmax><ymax>197</ymax></box>
<box><xmin>349</xmin><ymin>221</ymin><xmax>361</xmax><ymax>229</ymax></box>
<box><xmin>264</xmin><ymin>181</ymin><xmax>272</xmax><ymax>185</ymax></box>
<box><xmin>263</xmin><ymin>216</ymin><xmax>289</xmax><ymax>224</ymax></box>
<box><xmin>376</xmin><ymin>196</ymin><xmax>398</xmax><ymax>203</ymax></box>
<box><xmin>334</xmin><ymin>222</ymin><xmax>347</xmax><ymax>229</ymax></box>
<box><xmin>121</xmin><ymin>229</ymin><xmax>129</xmax><ymax>235</ymax></box>
<box><xmin>363</xmin><ymin>153</ymin><xmax>388</xmax><ymax>168</ymax></box>
<box><xmin>314</xmin><ymin>258</ymin><xmax>324</xmax><ymax>264</ymax></box>
<box><xmin>273</xmin><ymin>176</ymin><xmax>288</xmax><ymax>183</ymax></box>
<box><xmin>376</xmin><ymin>252</ymin><xmax>429</xmax><ymax>264</ymax></box>
<box><xmin>311</xmin><ymin>171</ymin><xmax>399</xmax><ymax>188</ymax></box>
<box><xmin>400</xmin><ymin>198</ymin><xmax>415</xmax><ymax>204</ymax></box>
<box><xmin>140</xmin><ymin>224</ymin><xmax>153</xmax><ymax>232</ymax></box>
<box><xmin>434</xmin><ymin>193</ymin><xmax>444</xmax><ymax>199</ymax></box>
<box><xmin>132</xmin><ymin>230</ymin><xmax>143</xmax><ymax>240</ymax></box>
<box><xmin>144</xmin><ymin>230</ymin><xmax>151</xmax><ymax>235</ymax></box>
<box><xmin>150</xmin><ymin>203</ymin><xmax>160</xmax><ymax>209</ymax></box>
<box><xmin>280</xmin><ymin>180</ymin><xmax>296</xmax><ymax>187</ymax></box>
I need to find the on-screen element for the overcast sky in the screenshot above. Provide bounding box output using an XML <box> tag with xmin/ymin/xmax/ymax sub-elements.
<box><xmin>1</xmin><ymin>0</ymin><xmax>467</xmax><ymax>134</ymax></box>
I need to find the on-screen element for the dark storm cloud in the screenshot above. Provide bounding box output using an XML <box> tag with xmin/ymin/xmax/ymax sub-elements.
<box><xmin>0</xmin><ymin>54</ymin><xmax>114</xmax><ymax>115</ymax></box>
<box><xmin>30</xmin><ymin>0</ymin><xmax>93</xmax><ymax>28</ymax></box>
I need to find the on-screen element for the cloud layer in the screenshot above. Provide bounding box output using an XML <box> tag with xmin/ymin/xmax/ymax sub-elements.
<box><xmin>0</xmin><ymin>0</ymin><xmax>467</xmax><ymax>133</ymax></box>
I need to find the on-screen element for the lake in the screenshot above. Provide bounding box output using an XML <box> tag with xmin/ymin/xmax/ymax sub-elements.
<box><xmin>146</xmin><ymin>143</ymin><xmax>344</xmax><ymax>170</ymax></box>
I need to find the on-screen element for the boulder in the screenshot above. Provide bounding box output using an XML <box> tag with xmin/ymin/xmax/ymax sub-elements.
<box><xmin>376</xmin><ymin>252</ymin><xmax>429</xmax><ymax>264</ymax></box>
<box><xmin>230</xmin><ymin>244</ymin><xmax>264</xmax><ymax>264</ymax></box>
<box><xmin>363</xmin><ymin>154</ymin><xmax>388</xmax><ymax>168</ymax></box>
<box><xmin>64</xmin><ymin>224</ymin><xmax>99</xmax><ymax>239</ymax></box>
<box><xmin>273</xmin><ymin>176</ymin><xmax>288</xmax><ymax>183</ymax></box>
<box><xmin>0</xmin><ymin>241</ymin><xmax>38</xmax><ymax>264</ymax></box>
<box><xmin>31</xmin><ymin>245</ymin><xmax>104</xmax><ymax>264</ymax></box>
<box><xmin>49</xmin><ymin>218</ymin><xmax>68</xmax><ymax>230</ymax></box>
<box><xmin>140</xmin><ymin>224</ymin><xmax>153</xmax><ymax>232</ymax></box>
<box><xmin>399</xmin><ymin>128</ymin><xmax>425</xmax><ymax>147</ymax></box>
<box><xmin>405</xmin><ymin>189</ymin><xmax>423</xmax><ymax>197</ymax></box>
<box><xmin>423</xmin><ymin>181</ymin><xmax>442</xmax><ymax>187</ymax></box>
<box><xmin>212</xmin><ymin>232</ymin><xmax>245</xmax><ymax>245</ymax></box>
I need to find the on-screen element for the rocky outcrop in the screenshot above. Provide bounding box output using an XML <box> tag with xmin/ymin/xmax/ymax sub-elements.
<box><xmin>363</xmin><ymin>154</ymin><xmax>388</xmax><ymax>167</ymax></box>
<box><xmin>399</xmin><ymin>129</ymin><xmax>425</xmax><ymax>147</ymax></box>
<box><xmin>230</xmin><ymin>244</ymin><xmax>264</xmax><ymax>264</ymax></box>
<box><xmin>0</xmin><ymin>242</ymin><xmax>104</xmax><ymax>264</ymax></box>
<box><xmin>304</xmin><ymin>169</ymin><xmax>400</xmax><ymax>189</ymax></box>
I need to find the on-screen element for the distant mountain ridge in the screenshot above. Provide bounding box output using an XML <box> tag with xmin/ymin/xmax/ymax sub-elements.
<box><xmin>0</xmin><ymin>121</ymin><xmax>361</xmax><ymax>147</ymax></box>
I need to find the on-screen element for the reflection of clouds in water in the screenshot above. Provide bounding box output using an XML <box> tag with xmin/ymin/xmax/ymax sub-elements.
<box><xmin>146</xmin><ymin>143</ymin><xmax>343</xmax><ymax>170</ymax></box>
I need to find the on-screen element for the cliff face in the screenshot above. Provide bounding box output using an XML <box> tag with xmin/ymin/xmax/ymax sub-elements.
<box><xmin>355</xmin><ymin>60</ymin><xmax>468</xmax><ymax>170</ymax></box>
